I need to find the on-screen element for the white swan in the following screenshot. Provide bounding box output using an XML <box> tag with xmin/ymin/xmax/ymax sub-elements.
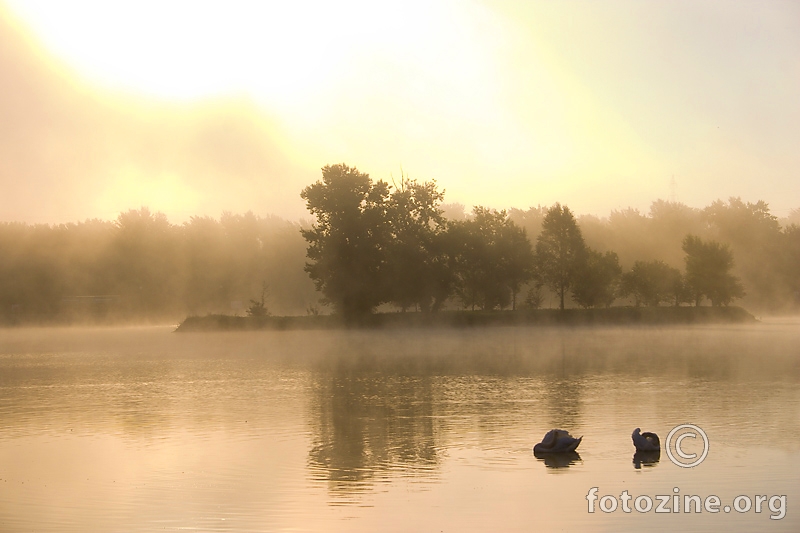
<box><xmin>533</xmin><ymin>429</ymin><xmax>582</xmax><ymax>454</ymax></box>
<box><xmin>632</xmin><ymin>428</ymin><xmax>660</xmax><ymax>451</ymax></box>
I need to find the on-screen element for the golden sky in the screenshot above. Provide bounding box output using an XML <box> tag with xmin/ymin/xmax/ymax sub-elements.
<box><xmin>2</xmin><ymin>0</ymin><xmax>799</xmax><ymax>223</ymax></box>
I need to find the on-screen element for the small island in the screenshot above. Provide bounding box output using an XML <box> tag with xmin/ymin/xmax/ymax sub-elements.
<box><xmin>175</xmin><ymin>306</ymin><xmax>756</xmax><ymax>332</ymax></box>
<box><xmin>177</xmin><ymin>165</ymin><xmax>766</xmax><ymax>332</ymax></box>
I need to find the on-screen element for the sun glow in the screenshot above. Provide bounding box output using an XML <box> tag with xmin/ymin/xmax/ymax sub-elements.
<box><xmin>4</xmin><ymin>0</ymin><xmax>797</xmax><ymax>223</ymax></box>
<box><xmin>7</xmin><ymin>0</ymin><xmax>564</xmax><ymax>216</ymax></box>
<box><xmin>5</xmin><ymin>1</ymin><xmax>495</xmax><ymax>112</ymax></box>
<box><xmin>94</xmin><ymin>167</ymin><xmax>201</xmax><ymax>219</ymax></box>
<box><xmin>2</xmin><ymin>0</ymin><xmax>654</xmax><ymax>213</ymax></box>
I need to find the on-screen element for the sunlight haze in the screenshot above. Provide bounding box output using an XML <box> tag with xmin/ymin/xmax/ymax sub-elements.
<box><xmin>2</xmin><ymin>0</ymin><xmax>798</xmax><ymax>223</ymax></box>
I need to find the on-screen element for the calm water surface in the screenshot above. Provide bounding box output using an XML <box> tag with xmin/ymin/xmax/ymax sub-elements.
<box><xmin>1</xmin><ymin>321</ymin><xmax>799</xmax><ymax>531</ymax></box>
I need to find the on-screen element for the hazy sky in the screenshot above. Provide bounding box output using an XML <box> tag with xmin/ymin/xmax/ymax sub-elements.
<box><xmin>2</xmin><ymin>0</ymin><xmax>798</xmax><ymax>224</ymax></box>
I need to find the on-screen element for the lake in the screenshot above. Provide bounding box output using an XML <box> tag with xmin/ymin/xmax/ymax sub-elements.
<box><xmin>1</xmin><ymin>321</ymin><xmax>798</xmax><ymax>531</ymax></box>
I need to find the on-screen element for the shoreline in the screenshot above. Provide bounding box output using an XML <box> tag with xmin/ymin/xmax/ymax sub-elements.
<box><xmin>175</xmin><ymin>306</ymin><xmax>757</xmax><ymax>332</ymax></box>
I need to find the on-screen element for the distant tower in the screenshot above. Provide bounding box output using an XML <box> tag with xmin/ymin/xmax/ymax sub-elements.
<box><xmin>669</xmin><ymin>176</ymin><xmax>678</xmax><ymax>203</ymax></box>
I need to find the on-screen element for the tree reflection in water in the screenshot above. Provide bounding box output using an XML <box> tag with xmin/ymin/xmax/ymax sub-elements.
<box><xmin>307</xmin><ymin>370</ymin><xmax>440</xmax><ymax>497</ymax></box>
<box><xmin>543</xmin><ymin>378</ymin><xmax>584</xmax><ymax>432</ymax></box>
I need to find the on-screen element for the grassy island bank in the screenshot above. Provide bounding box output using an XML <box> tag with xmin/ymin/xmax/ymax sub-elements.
<box><xmin>175</xmin><ymin>306</ymin><xmax>756</xmax><ymax>332</ymax></box>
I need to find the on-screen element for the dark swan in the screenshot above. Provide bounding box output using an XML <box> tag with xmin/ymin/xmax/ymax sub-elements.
<box><xmin>632</xmin><ymin>428</ymin><xmax>660</xmax><ymax>452</ymax></box>
<box><xmin>533</xmin><ymin>429</ymin><xmax>582</xmax><ymax>454</ymax></box>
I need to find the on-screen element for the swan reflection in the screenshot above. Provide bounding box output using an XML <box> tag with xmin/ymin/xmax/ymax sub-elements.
<box><xmin>534</xmin><ymin>450</ymin><xmax>582</xmax><ymax>468</ymax></box>
<box><xmin>633</xmin><ymin>450</ymin><xmax>661</xmax><ymax>469</ymax></box>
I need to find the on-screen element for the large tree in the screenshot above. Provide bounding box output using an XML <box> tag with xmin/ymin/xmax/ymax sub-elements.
<box><xmin>535</xmin><ymin>203</ymin><xmax>586</xmax><ymax>310</ymax></box>
<box><xmin>300</xmin><ymin>164</ymin><xmax>391</xmax><ymax>319</ymax></box>
<box><xmin>385</xmin><ymin>178</ymin><xmax>451</xmax><ymax>312</ymax></box>
<box><xmin>682</xmin><ymin>235</ymin><xmax>745</xmax><ymax>306</ymax></box>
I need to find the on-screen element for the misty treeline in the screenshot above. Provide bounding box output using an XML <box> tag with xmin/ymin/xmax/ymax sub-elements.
<box><xmin>0</xmin><ymin>210</ymin><xmax>317</xmax><ymax>323</ymax></box>
<box><xmin>302</xmin><ymin>164</ymin><xmax>800</xmax><ymax>320</ymax></box>
<box><xmin>1</xmin><ymin>163</ymin><xmax>798</xmax><ymax>323</ymax></box>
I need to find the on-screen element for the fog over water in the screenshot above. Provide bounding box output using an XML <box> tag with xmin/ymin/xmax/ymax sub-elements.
<box><xmin>1</xmin><ymin>323</ymin><xmax>798</xmax><ymax>531</ymax></box>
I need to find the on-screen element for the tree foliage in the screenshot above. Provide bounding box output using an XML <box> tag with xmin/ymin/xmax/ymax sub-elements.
<box><xmin>572</xmin><ymin>250</ymin><xmax>621</xmax><ymax>308</ymax></box>
<box><xmin>535</xmin><ymin>204</ymin><xmax>586</xmax><ymax>310</ymax></box>
<box><xmin>781</xmin><ymin>224</ymin><xmax>800</xmax><ymax>306</ymax></box>
<box><xmin>620</xmin><ymin>260</ymin><xmax>682</xmax><ymax>307</ymax></box>
<box><xmin>299</xmin><ymin>165</ymin><xmax>534</xmax><ymax>316</ymax></box>
<box><xmin>703</xmin><ymin>198</ymin><xmax>779</xmax><ymax>307</ymax></box>
<box><xmin>385</xmin><ymin>178</ymin><xmax>450</xmax><ymax>312</ymax></box>
<box><xmin>300</xmin><ymin>164</ymin><xmax>391</xmax><ymax>319</ymax></box>
<box><xmin>448</xmin><ymin>207</ymin><xmax>533</xmax><ymax>310</ymax></box>
<box><xmin>682</xmin><ymin>235</ymin><xmax>744</xmax><ymax>306</ymax></box>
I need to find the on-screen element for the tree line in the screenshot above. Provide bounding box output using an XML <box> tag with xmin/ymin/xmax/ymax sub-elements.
<box><xmin>0</xmin><ymin>210</ymin><xmax>317</xmax><ymax>323</ymax></box>
<box><xmin>302</xmin><ymin>164</ymin><xmax>800</xmax><ymax>319</ymax></box>
<box><xmin>0</xmin><ymin>163</ymin><xmax>798</xmax><ymax>323</ymax></box>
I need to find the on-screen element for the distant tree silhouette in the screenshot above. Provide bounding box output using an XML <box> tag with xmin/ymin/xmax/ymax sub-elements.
<box><xmin>703</xmin><ymin>198</ymin><xmax>779</xmax><ymax>308</ymax></box>
<box><xmin>300</xmin><ymin>164</ymin><xmax>391</xmax><ymax>319</ymax></box>
<box><xmin>572</xmin><ymin>249</ymin><xmax>621</xmax><ymax>308</ymax></box>
<box><xmin>498</xmin><ymin>216</ymin><xmax>535</xmax><ymax>310</ymax></box>
<box><xmin>781</xmin><ymin>224</ymin><xmax>800</xmax><ymax>306</ymax></box>
<box><xmin>508</xmin><ymin>206</ymin><xmax>546</xmax><ymax>244</ymax></box>
<box><xmin>667</xmin><ymin>270</ymin><xmax>691</xmax><ymax>307</ymax></box>
<box><xmin>786</xmin><ymin>208</ymin><xmax>800</xmax><ymax>227</ymax></box>
<box><xmin>446</xmin><ymin>216</ymin><xmax>484</xmax><ymax>310</ymax></box>
<box><xmin>112</xmin><ymin>207</ymin><xmax>180</xmax><ymax>317</ymax></box>
<box><xmin>619</xmin><ymin>259</ymin><xmax>681</xmax><ymax>307</ymax></box>
<box><xmin>448</xmin><ymin>207</ymin><xmax>533</xmax><ymax>310</ymax></box>
<box><xmin>682</xmin><ymin>235</ymin><xmax>744</xmax><ymax>306</ymax></box>
<box><xmin>183</xmin><ymin>212</ymin><xmax>315</xmax><ymax>317</ymax></box>
<box><xmin>535</xmin><ymin>204</ymin><xmax>586</xmax><ymax>310</ymax></box>
<box><xmin>0</xmin><ymin>208</ymin><xmax>318</xmax><ymax>322</ymax></box>
<box><xmin>585</xmin><ymin>208</ymin><xmax>652</xmax><ymax>268</ymax></box>
<box><xmin>647</xmin><ymin>200</ymin><xmax>706</xmax><ymax>267</ymax></box>
<box><xmin>183</xmin><ymin>215</ymin><xmax>231</xmax><ymax>313</ymax></box>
